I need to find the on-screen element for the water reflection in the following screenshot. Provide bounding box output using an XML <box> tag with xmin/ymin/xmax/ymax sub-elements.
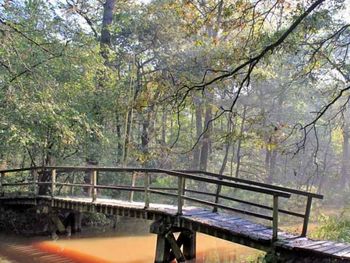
<box><xmin>0</xmin><ymin>218</ymin><xmax>261</xmax><ymax>263</ymax></box>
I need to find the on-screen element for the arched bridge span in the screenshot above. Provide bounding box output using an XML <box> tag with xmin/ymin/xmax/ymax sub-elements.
<box><xmin>0</xmin><ymin>166</ymin><xmax>348</xmax><ymax>262</ymax></box>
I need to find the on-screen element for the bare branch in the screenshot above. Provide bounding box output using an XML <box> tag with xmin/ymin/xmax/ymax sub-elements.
<box><xmin>0</xmin><ymin>17</ymin><xmax>53</xmax><ymax>55</ymax></box>
<box><xmin>179</xmin><ymin>0</ymin><xmax>326</xmax><ymax>95</ymax></box>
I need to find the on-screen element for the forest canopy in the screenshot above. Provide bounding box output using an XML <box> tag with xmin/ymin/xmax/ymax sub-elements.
<box><xmin>0</xmin><ymin>0</ymin><xmax>349</xmax><ymax>199</ymax></box>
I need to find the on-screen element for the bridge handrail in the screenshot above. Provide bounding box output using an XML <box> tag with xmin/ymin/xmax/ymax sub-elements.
<box><xmin>176</xmin><ymin>170</ymin><xmax>323</xmax><ymax>199</ymax></box>
<box><xmin>176</xmin><ymin>169</ymin><xmax>322</xmax><ymax>237</ymax></box>
<box><xmin>0</xmin><ymin>166</ymin><xmax>291</xmax><ymax>198</ymax></box>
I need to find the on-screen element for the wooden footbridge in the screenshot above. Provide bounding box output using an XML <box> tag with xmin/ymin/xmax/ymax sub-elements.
<box><xmin>0</xmin><ymin>166</ymin><xmax>349</xmax><ymax>262</ymax></box>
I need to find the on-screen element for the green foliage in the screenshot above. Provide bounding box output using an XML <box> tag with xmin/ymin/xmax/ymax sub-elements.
<box><xmin>0</xmin><ymin>0</ymin><xmax>349</xmax><ymax>209</ymax></box>
<box><xmin>82</xmin><ymin>212</ymin><xmax>112</xmax><ymax>227</ymax></box>
<box><xmin>312</xmin><ymin>213</ymin><xmax>350</xmax><ymax>242</ymax></box>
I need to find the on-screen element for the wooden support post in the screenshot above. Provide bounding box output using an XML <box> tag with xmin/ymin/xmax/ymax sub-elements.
<box><xmin>33</xmin><ymin>170</ymin><xmax>38</xmax><ymax>196</ymax></box>
<box><xmin>177</xmin><ymin>176</ymin><xmax>184</xmax><ymax>215</ymax></box>
<box><xmin>91</xmin><ymin>170</ymin><xmax>97</xmax><ymax>202</ymax></box>
<box><xmin>144</xmin><ymin>172</ymin><xmax>150</xmax><ymax>209</ymax></box>
<box><xmin>70</xmin><ymin>174</ymin><xmax>75</xmax><ymax>196</ymax></box>
<box><xmin>168</xmin><ymin>230</ymin><xmax>196</xmax><ymax>262</ymax></box>
<box><xmin>301</xmin><ymin>196</ymin><xmax>313</xmax><ymax>237</ymax></box>
<box><xmin>181</xmin><ymin>177</ymin><xmax>186</xmax><ymax>206</ymax></box>
<box><xmin>51</xmin><ymin>169</ymin><xmax>56</xmax><ymax>198</ymax></box>
<box><xmin>213</xmin><ymin>184</ymin><xmax>222</xmax><ymax>213</ymax></box>
<box><xmin>183</xmin><ymin>230</ymin><xmax>196</xmax><ymax>260</ymax></box>
<box><xmin>73</xmin><ymin>212</ymin><xmax>82</xmax><ymax>233</ymax></box>
<box><xmin>0</xmin><ymin>172</ymin><xmax>4</xmax><ymax>196</ymax></box>
<box><xmin>154</xmin><ymin>234</ymin><xmax>171</xmax><ymax>263</ymax></box>
<box><xmin>150</xmin><ymin>220</ymin><xmax>196</xmax><ymax>262</ymax></box>
<box><xmin>272</xmin><ymin>195</ymin><xmax>279</xmax><ymax>241</ymax></box>
<box><xmin>129</xmin><ymin>172</ymin><xmax>136</xmax><ymax>202</ymax></box>
<box><xmin>165</xmin><ymin>232</ymin><xmax>185</xmax><ymax>263</ymax></box>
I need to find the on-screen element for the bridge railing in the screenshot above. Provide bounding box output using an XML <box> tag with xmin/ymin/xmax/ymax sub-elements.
<box><xmin>0</xmin><ymin>166</ymin><xmax>322</xmax><ymax>240</ymax></box>
<box><xmin>177</xmin><ymin>170</ymin><xmax>323</xmax><ymax>237</ymax></box>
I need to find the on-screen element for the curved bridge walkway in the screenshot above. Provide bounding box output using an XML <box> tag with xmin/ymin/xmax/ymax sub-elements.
<box><xmin>0</xmin><ymin>166</ymin><xmax>348</xmax><ymax>262</ymax></box>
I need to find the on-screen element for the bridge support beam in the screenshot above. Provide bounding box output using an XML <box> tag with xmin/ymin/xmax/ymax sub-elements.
<box><xmin>150</xmin><ymin>220</ymin><xmax>196</xmax><ymax>263</ymax></box>
<box><xmin>73</xmin><ymin>211</ymin><xmax>82</xmax><ymax>233</ymax></box>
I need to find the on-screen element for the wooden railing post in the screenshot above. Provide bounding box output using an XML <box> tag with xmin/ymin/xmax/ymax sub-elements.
<box><xmin>272</xmin><ymin>195</ymin><xmax>279</xmax><ymax>241</ymax></box>
<box><xmin>129</xmin><ymin>172</ymin><xmax>136</xmax><ymax>202</ymax></box>
<box><xmin>144</xmin><ymin>172</ymin><xmax>150</xmax><ymax>209</ymax></box>
<box><xmin>301</xmin><ymin>196</ymin><xmax>313</xmax><ymax>237</ymax></box>
<box><xmin>182</xmin><ymin>177</ymin><xmax>186</xmax><ymax>205</ymax></box>
<box><xmin>213</xmin><ymin>177</ymin><xmax>223</xmax><ymax>212</ymax></box>
<box><xmin>51</xmin><ymin>169</ymin><xmax>56</xmax><ymax>198</ymax></box>
<box><xmin>33</xmin><ymin>169</ymin><xmax>38</xmax><ymax>196</ymax></box>
<box><xmin>0</xmin><ymin>172</ymin><xmax>4</xmax><ymax>196</ymax></box>
<box><xmin>177</xmin><ymin>176</ymin><xmax>184</xmax><ymax>215</ymax></box>
<box><xmin>91</xmin><ymin>170</ymin><xmax>97</xmax><ymax>202</ymax></box>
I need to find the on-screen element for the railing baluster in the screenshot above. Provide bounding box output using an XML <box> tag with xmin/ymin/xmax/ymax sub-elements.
<box><xmin>272</xmin><ymin>195</ymin><xmax>279</xmax><ymax>241</ymax></box>
<box><xmin>177</xmin><ymin>176</ymin><xmax>184</xmax><ymax>215</ymax></box>
<box><xmin>33</xmin><ymin>169</ymin><xmax>38</xmax><ymax>196</ymax></box>
<box><xmin>0</xmin><ymin>172</ymin><xmax>4</xmax><ymax>196</ymax></box>
<box><xmin>181</xmin><ymin>177</ymin><xmax>186</xmax><ymax>201</ymax></box>
<box><xmin>301</xmin><ymin>196</ymin><xmax>313</xmax><ymax>237</ymax></box>
<box><xmin>51</xmin><ymin>169</ymin><xmax>56</xmax><ymax>198</ymax></box>
<box><xmin>129</xmin><ymin>172</ymin><xmax>136</xmax><ymax>202</ymax></box>
<box><xmin>213</xmin><ymin>179</ymin><xmax>222</xmax><ymax>212</ymax></box>
<box><xmin>91</xmin><ymin>170</ymin><xmax>97</xmax><ymax>202</ymax></box>
<box><xmin>144</xmin><ymin>172</ymin><xmax>150</xmax><ymax>209</ymax></box>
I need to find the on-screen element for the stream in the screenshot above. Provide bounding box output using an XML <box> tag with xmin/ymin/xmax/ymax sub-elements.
<box><xmin>0</xmin><ymin>217</ymin><xmax>261</xmax><ymax>263</ymax></box>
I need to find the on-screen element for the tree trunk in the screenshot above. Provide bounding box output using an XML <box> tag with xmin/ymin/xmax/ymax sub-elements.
<box><xmin>115</xmin><ymin>114</ymin><xmax>123</xmax><ymax>164</ymax></box>
<box><xmin>341</xmin><ymin>120</ymin><xmax>350</xmax><ymax>187</ymax></box>
<box><xmin>100</xmin><ymin>0</ymin><xmax>116</xmax><ymax>62</ymax></box>
<box><xmin>192</xmin><ymin>96</ymin><xmax>203</xmax><ymax>169</ymax></box>
<box><xmin>268</xmin><ymin>149</ymin><xmax>277</xmax><ymax>184</ymax></box>
<box><xmin>199</xmin><ymin>94</ymin><xmax>213</xmax><ymax>171</ymax></box>
<box><xmin>87</xmin><ymin>0</ymin><xmax>116</xmax><ymax>166</ymax></box>
<box><xmin>161</xmin><ymin>109</ymin><xmax>167</xmax><ymax>145</ymax></box>
<box><xmin>123</xmin><ymin>107</ymin><xmax>133</xmax><ymax>165</ymax></box>
<box><xmin>235</xmin><ymin>106</ymin><xmax>247</xmax><ymax>178</ymax></box>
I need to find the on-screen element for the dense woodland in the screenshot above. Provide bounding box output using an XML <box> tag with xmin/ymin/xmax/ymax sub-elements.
<box><xmin>0</xmin><ymin>0</ymin><xmax>349</xmax><ymax>203</ymax></box>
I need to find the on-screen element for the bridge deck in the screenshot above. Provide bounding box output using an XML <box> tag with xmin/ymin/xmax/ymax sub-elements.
<box><xmin>2</xmin><ymin>195</ymin><xmax>350</xmax><ymax>261</ymax></box>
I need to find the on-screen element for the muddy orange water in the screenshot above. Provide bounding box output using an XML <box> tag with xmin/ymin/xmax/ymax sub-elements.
<box><xmin>35</xmin><ymin>233</ymin><xmax>260</xmax><ymax>263</ymax></box>
<box><xmin>0</xmin><ymin>219</ymin><xmax>261</xmax><ymax>263</ymax></box>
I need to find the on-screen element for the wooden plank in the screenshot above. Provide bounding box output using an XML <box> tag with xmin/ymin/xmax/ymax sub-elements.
<box><xmin>319</xmin><ymin>243</ymin><xmax>349</xmax><ymax>254</ymax></box>
<box><xmin>0</xmin><ymin>167</ymin><xmax>36</xmax><ymax>173</ymax></box>
<box><xmin>333</xmin><ymin>247</ymin><xmax>350</xmax><ymax>257</ymax></box>
<box><xmin>303</xmin><ymin>241</ymin><xmax>335</xmax><ymax>251</ymax></box>
<box><xmin>301</xmin><ymin>240</ymin><xmax>330</xmax><ymax>248</ymax></box>
<box><xmin>203</xmin><ymin>214</ymin><xmax>243</xmax><ymax>224</ymax></box>
<box><xmin>182</xmin><ymin>210</ymin><xmax>213</xmax><ymax>216</ymax></box>
<box><xmin>277</xmin><ymin>237</ymin><xmax>310</xmax><ymax>249</ymax></box>
<box><xmin>338</xmin><ymin>251</ymin><xmax>350</xmax><ymax>258</ymax></box>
